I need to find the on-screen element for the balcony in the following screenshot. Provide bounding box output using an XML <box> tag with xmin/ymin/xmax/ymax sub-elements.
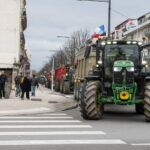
<box><xmin>21</xmin><ymin>8</ymin><xmax>27</xmax><ymax>30</ymax></box>
<box><xmin>20</xmin><ymin>32</ymin><xmax>25</xmax><ymax>50</ymax></box>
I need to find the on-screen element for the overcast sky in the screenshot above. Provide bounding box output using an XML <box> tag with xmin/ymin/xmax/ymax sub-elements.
<box><xmin>25</xmin><ymin>0</ymin><xmax>150</xmax><ymax>71</ymax></box>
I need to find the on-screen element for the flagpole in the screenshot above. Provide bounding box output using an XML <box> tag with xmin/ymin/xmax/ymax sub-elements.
<box><xmin>78</xmin><ymin>0</ymin><xmax>111</xmax><ymax>38</ymax></box>
<box><xmin>108</xmin><ymin>0</ymin><xmax>111</xmax><ymax>38</ymax></box>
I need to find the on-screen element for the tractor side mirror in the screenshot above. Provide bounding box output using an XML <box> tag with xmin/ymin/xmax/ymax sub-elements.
<box><xmin>84</xmin><ymin>46</ymin><xmax>91</xmax><ymax>58</ymax></box>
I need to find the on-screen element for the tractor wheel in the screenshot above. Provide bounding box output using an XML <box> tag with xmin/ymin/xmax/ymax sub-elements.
<box><xmin>79</xmin><ymin>81</ymin><xmax>104</xmax><ymax>120</ymax></box>
<box><xmin>74</xmin><ymin>82</ymin><xmax>78</xmax><ymax>100</ymax></box>
<box><xmin>78</xmin><ymin>82</ymin><xmax>83</xmax><ymax>101</ymax></box>
<box><xmin>135</xmin><ymin>104</ymin><xmax>144</xmax><ymax>114</ymax></box>
<box><xmin>63</xmin><ymin>81</ymin><xmax>70</xmax><ymax>94</ymax></box>
<box><xmin>55</xmin><ymin>81</ymin><xmax>60</xmax><ymax>92</ymax></box>
<box><xmin>60</xmin><ymin>80</ymin><xmax>64</xmax><ymax>93</ymax></box>
<box><xmin>144</xmin><ymin>82</ymin><xmax>150</xmax><ymax>122</ymax></box>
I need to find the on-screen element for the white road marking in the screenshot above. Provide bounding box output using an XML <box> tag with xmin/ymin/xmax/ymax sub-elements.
<box><xmin>132</xmin><ymin>143</ymin><xmax>150</xmax><ymax>146</ymax></box>
<box><xmin>0</xmin><ymin>125</ymin><xmax>91</xmax><ymax>128</ymax></box>
<box><xmin>0</xmin><ymin>140</ymin><xmax>126</xmax><ymax>145</ymax></box>
<box><xmin>0</xmin><ymin>108</ymin><xmax>50</xmax><ymax>114</ymax></box>
<box><xmin>40</xmin><ymin>113</ymin><xmax>67</xmax><ymax>116</ymax></box>
<box><xmin>0</xmin><ymin>116</ymin><xmax>73</xmax><ymax>119</ymax></box>
<box><xmin>0</xmin><ymin>131</ymin><xmax>106</xmax><ymax>135</ymax></box>
<box><xmin>0</xmin><ymin>120</ymin><xmax>81</xmax><ymax>123</ymax></box>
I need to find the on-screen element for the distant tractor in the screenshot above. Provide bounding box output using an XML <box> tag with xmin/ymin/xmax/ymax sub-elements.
<box><xmin>54</xmin><ymin>65</ymin><xmax>74</xmax><ymax>94</ymax></box>
<box><xmin>75</xmin><ymin>38</ymin><xmax>150</xmax><ymax>122</ymax></box>
<box><xmin>45</xmin><ymin>73</ymin><xmax>52</xmax><ymax>88</ymax></box>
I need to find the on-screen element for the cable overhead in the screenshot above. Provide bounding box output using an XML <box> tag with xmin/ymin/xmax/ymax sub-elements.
<box><xmin>112</xmin><ymin>8</ymin><xmax>129</xmax><ymax>19</ymax></box>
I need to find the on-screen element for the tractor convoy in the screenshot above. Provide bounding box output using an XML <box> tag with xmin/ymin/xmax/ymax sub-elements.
<box><xmin>44</xmin><ymin>36</ymin><xmax>150</xmax><ymax>122</ymax></box>
<box><xmin>74</xmin><ymin>37</ymin><xmax>150</xmax><ymax>122</ymax></box>
<box><xmin>45</xmin><ymin>65</ymin><xmax>74</xmax><ymax>94</ymax></box>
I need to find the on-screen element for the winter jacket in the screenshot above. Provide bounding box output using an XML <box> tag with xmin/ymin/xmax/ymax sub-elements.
<box><xmin>31</xmin><ymin>77</ymin><xmax>38</xmax><ymax>87</ymax></box>
<box><xmin>0</xmin><ymin>74</ymin><xmax>7</xmax><ymax>85</ymax></box>
<box><xmin>21</xmin><ymin>77</ymin><xmax>31</xmax><ymax>92</ymax></box>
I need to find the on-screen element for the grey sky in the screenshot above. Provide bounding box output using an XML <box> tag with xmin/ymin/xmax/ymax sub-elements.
<box><xmin>25</xmin><ymin>0</ymin><xmax>150</xmax><ymax>70</ymax></box>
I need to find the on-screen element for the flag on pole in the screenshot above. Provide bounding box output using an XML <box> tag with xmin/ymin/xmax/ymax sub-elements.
<box><xmin>91</xmin><ymin>25</ymin><xmax>106</xmax><ymax>38</ymax></box>
<box><xmin>95</xmin><ymin>25</ymin><xmax>106</xmax><ymax>35</ymax></box>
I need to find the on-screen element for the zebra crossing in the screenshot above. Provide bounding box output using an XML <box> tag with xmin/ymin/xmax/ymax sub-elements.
<box><xmin>0</xmin><ymin>112</ymin><xmax>127</xmax><ymax>146</ymax></box>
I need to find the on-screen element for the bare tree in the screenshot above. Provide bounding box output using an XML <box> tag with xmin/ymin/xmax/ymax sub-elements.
<box><xmin>63</xmin><ymin>29</ymin><xmax>90</xmax><ymax>65</ymax></box>
<box><xmin>39</xmin><ymin>28</ymin><xmax>90</xmax><ymax>75</ymax></box>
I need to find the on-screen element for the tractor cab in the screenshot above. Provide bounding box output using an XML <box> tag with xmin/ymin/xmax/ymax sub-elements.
<box><xmin>100</xmin><ymin>40</ymin><xmax>142</xmax><ymax>79</ymax></box>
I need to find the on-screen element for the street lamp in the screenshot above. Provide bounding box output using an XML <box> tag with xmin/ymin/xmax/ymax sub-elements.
<box><xmin>49</xmin><ymin>50</ymin><xmax>58</xmax><ymax>92</ymax></box>
<box><xmin>78</xmin><ymin>0</ymin><xmax>111</xmax><ymax>38</ymax></box>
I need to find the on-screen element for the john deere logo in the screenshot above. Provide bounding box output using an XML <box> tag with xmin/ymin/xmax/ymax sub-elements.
<box><xmin>120</xmin><ymin>91</ymin><xmax>130</xmax><ymax>100</ymax></box>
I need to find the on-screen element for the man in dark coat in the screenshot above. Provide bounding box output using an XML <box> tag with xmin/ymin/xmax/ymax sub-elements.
<box><xmin>0</xmin><ymin>71</ymin><xmax>8</xmax><ymax>98</ymax></box>
<box><xmin>21</xmin><ymin>74</ymin><xmax>31</xmax><ymax>100</ymax></box>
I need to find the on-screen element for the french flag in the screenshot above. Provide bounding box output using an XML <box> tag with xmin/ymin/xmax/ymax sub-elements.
<box><xmin>92</xmin><ymin>25</ymin><xmax>106</xmax><ymax>38</ymax></box>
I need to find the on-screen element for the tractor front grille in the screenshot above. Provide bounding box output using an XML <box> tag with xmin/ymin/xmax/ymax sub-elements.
<box><xmin>114</xmin><ymin>68</ymin><xmax>134</xmax><ymax>84</ymax></box>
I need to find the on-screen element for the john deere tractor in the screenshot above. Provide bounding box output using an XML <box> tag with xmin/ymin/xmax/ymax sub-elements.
<box><xmin>80</xmin><ymin>40</ymin><xmax>150</xmax><ymax>122</ymax></box>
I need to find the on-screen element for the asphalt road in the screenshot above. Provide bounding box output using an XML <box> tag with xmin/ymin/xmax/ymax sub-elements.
<box><xmin>0</xmin><ymin>104</ymin><xmax>149</xmax><ymax>150</ymax></box>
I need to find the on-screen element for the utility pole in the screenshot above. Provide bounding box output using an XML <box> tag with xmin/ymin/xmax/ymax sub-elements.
<box><xmin>108</xmin><ymin>0</ymin><xmax>111</xmax><ymax>38</ymax></box>
<box><xmin>78</xmin><ymin>0</ymin><xmax>111</xmax><ymax>38</ymax></box>
<box><xmin>51</xmin><ymin>57</ymin><xmax>54</xmax><ymax>92</ymax></box>
<box><xmin>49</xmin><ymin>50</ymin><xmax>58</xmax><ymax>92</ymax></box>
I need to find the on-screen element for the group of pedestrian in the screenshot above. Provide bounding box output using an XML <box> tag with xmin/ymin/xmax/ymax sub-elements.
<box><xmin>0</xmin><ymin>71</ymin><xmax>7</xmax><ymax>99</ymax></box>
<box><xmin>15</xmin><ymin>73</ymin><xmax>39</xmax><ymax>100</ymax></box>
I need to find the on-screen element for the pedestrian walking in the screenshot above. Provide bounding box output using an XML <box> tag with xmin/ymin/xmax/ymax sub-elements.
<box><xmin>0</xmin><ymin>71</ymin><xmax>8</xmax><ymax>98</ymax></box>
<box><xmin>14</xmin><ymin>75</ymin><xmax>21</xmax><ymax>97</ymax></box>
<box><xmin>31</xmin><ymin>74</ymin><xmax>39</xmax><ymax>96</ymax></box>
<box><xmin>21</xmin><ymin>74</ymin><xmax>31</xmax><ymax>100</ymax></box>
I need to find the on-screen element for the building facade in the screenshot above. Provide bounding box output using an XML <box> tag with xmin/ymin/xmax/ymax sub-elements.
<box><xmin>0</xmin><ymin>0</ymin><xmax>29</xmax><ymax>94</ymax></box>
<box><xmin>112</xmin><ymin>12</ymin><xmax>150</xmax><ymax>62</ymax></box>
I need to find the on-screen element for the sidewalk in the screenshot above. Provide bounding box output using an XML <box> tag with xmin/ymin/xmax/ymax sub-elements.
<box><xmin>0</xmin><ymin>85</ymin><xmax>76</xmax><ymax>116</ymax></box>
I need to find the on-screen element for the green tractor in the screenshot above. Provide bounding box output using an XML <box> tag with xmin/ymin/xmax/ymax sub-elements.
<box><xmin>80</xmin><ymin>40</ymin><xmax>150</xmax><ymax>122</ymax></box>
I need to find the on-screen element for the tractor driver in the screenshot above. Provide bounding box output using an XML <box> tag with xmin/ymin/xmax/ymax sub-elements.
<box><xmin>115</xmin><ymin>48</ymin><xmax>126</xmax><ymax>60</ymax></box>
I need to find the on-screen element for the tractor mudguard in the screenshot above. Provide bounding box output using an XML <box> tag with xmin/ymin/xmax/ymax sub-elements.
<box><xmin>85</xmin><ymin>76</ymin><xmax>100</xmax><ymax>81</ymax></box>
<box><xmin>145</xmin><ymin>76</ymin><xmax>150</xmax><ymax>82</ymax></box>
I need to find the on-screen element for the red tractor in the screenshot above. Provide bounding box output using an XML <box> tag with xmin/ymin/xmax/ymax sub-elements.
<box><xmin>54</xmin><ymin>65</ymin><xmax>74</xmax><ymax>94</ymax></box>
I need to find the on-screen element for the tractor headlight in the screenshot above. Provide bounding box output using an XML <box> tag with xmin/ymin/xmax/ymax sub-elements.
<box><xmin>114</xmin><ymin>67</ymin><xmax>122</xmax><ymax>72</ymax></box>
<box><xmin>126</xmin><ymin>67</ymin><xmax>134</xmax><ymax>72</ymax></box>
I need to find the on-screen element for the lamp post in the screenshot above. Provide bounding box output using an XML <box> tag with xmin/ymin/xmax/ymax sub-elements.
<box><xmin>78</xmin><ymin>0</ymin><xmax>111</xmax><ymax>38</ymax></box>
<box><xmin>49</xmin><ymin>50</ymin><xmax>58</xmax><ymax>92</ymax></box>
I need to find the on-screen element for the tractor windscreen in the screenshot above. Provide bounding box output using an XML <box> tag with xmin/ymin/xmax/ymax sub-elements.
<box><xmin>104</xmin><ymin>44</ymin><xmax>139</xmax><ymax>78</ymax></box>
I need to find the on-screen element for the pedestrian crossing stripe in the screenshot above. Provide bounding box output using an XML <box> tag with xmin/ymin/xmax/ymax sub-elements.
<box><xmin>0</xmin><ymin>116</ymin><xmax>73</xmax><ymax>119</ymax></box>
<box><xmin>0</xmin><ymin>125</ymin><xmax>92</xmax><ymax>128</ymax></box>
<box><xmin>0</xmin><ymin>120</ymin><xmax>81</xmax><ymax>123</ymax></box>
<box><xmin>39</xmin><ymin>113</ymin><xmax>67</xmax><ymax>116</ymax></box>
<box><xmin>0</xmin><ymin>140</ymin><xmax>126</xmax><ymax>145</ymax></box>
<box><xmin>0</xmin><ymin>131</ymin><xmax>106</xmax><ymax>135</ymax></box>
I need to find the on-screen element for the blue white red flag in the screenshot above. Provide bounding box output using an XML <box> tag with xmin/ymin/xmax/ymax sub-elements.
<box><xmin>95</xmin><ymin>25</ymin><xmax>105</xmax><ymax>35</ymax></box>
<box><xmin>91</xmin><ymin>25</ymin><xmax>106</xmax><ymax>38</ymax></box>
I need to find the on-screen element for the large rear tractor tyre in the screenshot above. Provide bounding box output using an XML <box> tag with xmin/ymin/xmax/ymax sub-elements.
<box><xmin>63</xmin><ymin>81</ymin><xmax>70</xmax><ymax>94</ymax></box>
<box><xmin>144</xmin><ymin>82</ymin><xmax>150</xmax><ymax>122</ymax></box>
<box><xmin>55</xmin><ymin>81</ymin><xmax>60</xmax><ymax>92</ymax></box>
<box><xmin>135</xmin><ymin>104</ymin><xmax>144</xmax><ymax>114</ymax></box>
<box><xmin>79</xmin><ymin>81</ymin><xmax>104</xmax><ymax>120</ymax></box>
<box><xmin>74</xmin><ymin>82</ymin><xmax>78</xmax><ymax>100</ymax></box>
<box><xmin>60</xmin><ymin>80</ymin><xmax>64</xmax><ymax>93</ymax></box>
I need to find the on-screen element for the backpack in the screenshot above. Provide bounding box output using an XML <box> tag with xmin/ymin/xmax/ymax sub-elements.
<box><xmin>20</xmin><ymin>77</ymin><xmax>24</xmax><ymax>84</ymax></box>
